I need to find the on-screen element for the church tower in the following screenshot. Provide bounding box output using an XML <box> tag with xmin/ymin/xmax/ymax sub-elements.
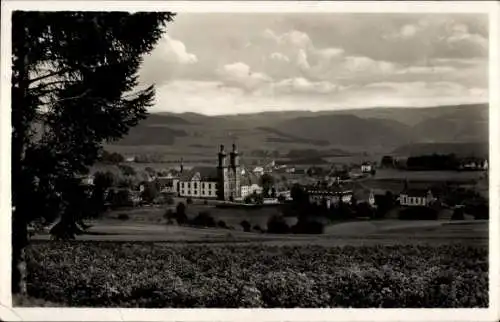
<box><xmin>230</xmin><ymin>144</ymin><xmax>241</xmax><ymax>199</ymax></box>
<box><xmin>217</xmin><ymin>145</ymin><xmax>229</xmax><ymax>200</ymax></box>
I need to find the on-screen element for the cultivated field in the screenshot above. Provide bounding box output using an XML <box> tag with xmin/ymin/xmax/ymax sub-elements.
<box><xmin>24</xmin><ymin>239</ymin><xmax>488</xmax><ymax>308</ymax></box>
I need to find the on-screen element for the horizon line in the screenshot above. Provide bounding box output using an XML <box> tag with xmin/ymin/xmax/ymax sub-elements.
<box><xmin>149</xmin><ymin>101</ymin><xmax>489</xmax><ymax>116</ymax></box>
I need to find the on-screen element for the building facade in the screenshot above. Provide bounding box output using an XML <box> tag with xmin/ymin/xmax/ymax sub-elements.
<box><xmin>217</xmin><ymin>144</ymin><xmax>242</xmax><ymax>201</ymax></box>
<box><xmin>399</xmin><ymin>189</ymin><xmax>436</xmax><ymax>207</ymax></box>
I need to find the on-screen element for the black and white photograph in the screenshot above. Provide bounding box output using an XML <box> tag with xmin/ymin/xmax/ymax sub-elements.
<box><xmin>1</xmin><ymin>1</ymin><xmax>499</xmax><ymax>321</ymax></box>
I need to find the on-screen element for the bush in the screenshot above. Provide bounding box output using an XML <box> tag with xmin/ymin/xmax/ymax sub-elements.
<box><xmin>399</xmin><ymin>206</ymin><xmax>438</xmax><ymax>220</ymax></box>
<box><xmin>217</xmin><ymin>220</ymin><xmax>227</xmax><ymax>229</ymax></box>
<box><xmin>204</xmin><ymin>199</ymin><xmax>208</xmax><ymax>205</ymax></box>
<box><xmin>267</xmin><ymin>215</ymin><xmax>290</xmax><ymax>234</ymax></box>
<box><xmin>292</xmin><ymin>220</ymin><xmax>324</xmax><ymax>234</ymax></box>
<box><xmin>117</xmin><ymin>213</ymin><xmax>130</xmax><ymax>221</ymax></box>
<box><xmin>240</xmin><ymin>220</ymin><xmax>251</xmax><ymax>232</ymax></box>
<box><xmin>451</xmin><ymin>207</ymin><xmax>465</xmax><ymax>220</ymax></box>
<box><xmin>186</xmin><ymin>197</ymin><xmax>193</xmax><ymax>205</ymax></box>
<box><xmin>191</xmin><ymin>211</ymin><xmax>216</xmax><ymax>228</ymax></box>
<box><xmin>253</xmin><ymin>224</ymin><xmax>263</xmax><ymax>233</ymax></box>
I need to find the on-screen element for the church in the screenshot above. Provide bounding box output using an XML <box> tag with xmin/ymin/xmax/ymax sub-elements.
<box><xmin>175</xmin><ymin>144</ymin><xmax>260</xmax><ymax>201</ymax></box>
<box><xmin>217</xmin><ymin>144</ymin><xmax>242</xmax><ymax>201</ymax></box>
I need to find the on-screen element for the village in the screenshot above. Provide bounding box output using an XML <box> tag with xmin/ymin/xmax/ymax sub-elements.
<box><xmin>72</xmin><ymin>143</ymin><xmax>489</xmax><ymax>231</ymax></box>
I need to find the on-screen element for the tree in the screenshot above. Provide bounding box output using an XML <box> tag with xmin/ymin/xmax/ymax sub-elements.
<box><xmin>141</xmin><ymin>182</ymin><xmax>159</xmax><ymax>204</ymax></box>
<box><xmin>11</xmin><ymin>11</ymin><xmax>174</xmax><ymax>295</ymax></box>
<box><xmin>260</xmin><ymin>174</ymin><xmax>274</xmax><ymax>197</ymax></box>
<box><xmin>240</xmin><ymin>220</ymin><xmax>251</xmax><ymax>232</ymax></box>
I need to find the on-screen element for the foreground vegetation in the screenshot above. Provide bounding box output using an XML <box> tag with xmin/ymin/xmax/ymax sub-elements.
<box><xmin>25</xmin><ymin>242</ymin><xmax>487</xmax><ymax>308</ymax></box>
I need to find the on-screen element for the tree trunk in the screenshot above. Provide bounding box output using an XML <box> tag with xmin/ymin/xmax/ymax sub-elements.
<box><xmin>11</xmin><ymin>22</ymin><xmax>31</xmax><ymax>297</ymax></box>
<box><xmin>12</xmin><ymin>212</ymin><xmax>28</xmax><ymax>295</ymax></box>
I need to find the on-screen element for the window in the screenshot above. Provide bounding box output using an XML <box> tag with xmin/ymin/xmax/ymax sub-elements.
<box><xmin>194</xmin><ymin>182</ymin><xmax>198</xmax><ymax>189</ymax></box>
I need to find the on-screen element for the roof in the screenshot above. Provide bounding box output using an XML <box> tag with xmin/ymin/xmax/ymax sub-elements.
<box><xmin>179</xmin><ymin>167</ymin><xmax>218</xmax><ymax>181</ymax></box>
<box><xmin>400</xmin><ymin>188</ymin><xmax>432</xmax><ymax>196</ymax></box>
<box><xmin>241</xmin><ymin>171</ymin><xmax>260</xmax><ymax>186</ymax></box>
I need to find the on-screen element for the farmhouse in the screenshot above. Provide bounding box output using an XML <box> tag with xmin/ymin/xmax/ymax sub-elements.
<box><xmin>399</xmin><ymin>188</ymin><xmax>436</xmax><ymax>207</ymax></box>
<box><xmin>307</xmin><ymin>186</ymin><xmax>353</xmax><ymax>209</ymax></box>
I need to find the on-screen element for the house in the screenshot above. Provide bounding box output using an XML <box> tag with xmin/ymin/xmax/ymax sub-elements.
<box><xmin>80</xmin><ymin>175</ymin><xmax>94</xmax><ymax>186</ymax></box>
<box><xmin>399</xmin><ymin>188</ymin><xmax>436</xmax><ymax>207</ymax></box>
<box><xmin>307</xmin><ymin>186</ymin><xmax>353</xmax><ymax>209</ymax></box>
<box><xmin>361</xmin><ymin>162</ymin><xmax>372</xmax><ymax>173</ymax></box>
<box><xmin>459</xmin><ymin>157</ymin><xmax>489</xmax><ymax>171</ymax></box>
<box><xmin>240</xmin><ymin>170</ymin><xmax>263</xmax><ymax>199</ymax></box>
<box><xmin>253</xmin><ymin>166</ymin><xmax>264</xmax><ymax>176</ymax></box>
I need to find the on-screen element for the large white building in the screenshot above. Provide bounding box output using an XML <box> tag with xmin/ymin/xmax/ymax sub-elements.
<box><xmin>399</xmin><ymin>189</ymin><xmax>436</xmax><ymax>207</ymax></box>
<box><xmin>175</xmin><ymin>145</ymin><xmax>263</xmax><ymax>200</ymax></box>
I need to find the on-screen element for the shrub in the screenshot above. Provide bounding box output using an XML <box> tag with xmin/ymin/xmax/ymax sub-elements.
<box><xmin>191</xmin><ymin>211</ymin><xmax>216</xmax><ymax>228</ymax></box>
<box><xmin>217</xmin><ymin>220</ymin><xmax>227</xmax><ymax>229</ymax></box>
<box><xmin>399</xmin><ymin>206</ymin><xmax>438</xmax><ymax>220</ymax></box>
<box><xmin>292</xmin><ymin>219</ymin><xmax>324</xmax><ymax>234</ymax></box>
<box><xmin>267</xmin><ymin>215</ymin><xmax>290</xmax><ymax>234</ymax></box>
<box><xmin>451</xmin><ymin>207</ymin><xmax>465</xmax><ymax>220</ymax></box>
<box><xmin>186</xmin><ymin>197</ymin><xmax>193</xmax><ymax>205</ymax></box>
<box><xmin>253</xmin><ymin>224</ymin><xmax>263</xmax><ymax>233</ymax></box>
<box><xmin>117</xmin><ymin>213</ymin><xmax>130</xmax><ymax>221</ymax></box>
<box><xmin>204</xmin><ymin>199</ymin><xmax>208</xmax><ymax>205</ymax></box>
<box><xmin>240</xmin><ymin>220</ymin><xmax>251</xmax><ymax>232</ymax></box>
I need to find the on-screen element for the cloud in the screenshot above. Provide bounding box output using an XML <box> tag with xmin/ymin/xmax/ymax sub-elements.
<box><xmin>271</xmin><ymin>77</ymin><xmax>341</xmax><ymax>95</ymax></box>
<box><xmin>269</xmin><ymin>52</ymin><xmax>290</xmax><ymax>63</ymax></box>
<box><xmin>160</xmin><ymin>35</ymin><xmax>198</xmax><ymax>64</ymax></box>
<box><xmin>383</xmin><ymin>17</ymin><xmax>488</xmax><ymax>59</ymax></box>
<box><xmin>139</xmin><ymin>35</ymin><xmax>198</xmax><ymax>86</ymax></box>
<box><xmin>217</xmin><ymin>62</ymin><xmax>272</xmax><ymax>92</ymax></box>
<box><xmin>151</xmin><ymin>80</ymin><xmax>487</xmax><ymax>115</ymax></box>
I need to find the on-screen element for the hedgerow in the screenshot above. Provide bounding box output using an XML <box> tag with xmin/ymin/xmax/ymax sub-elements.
<box><xmin>25</xmin><ymin>242</ymin><xmax>488</xmax><ymax>308</ymax></box>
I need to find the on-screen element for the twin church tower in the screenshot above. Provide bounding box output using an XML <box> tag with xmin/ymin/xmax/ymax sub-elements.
<box><xmin>217</xmin><ymin>144</ymin><xmax>241</xmax><ymax>201</ymax></box>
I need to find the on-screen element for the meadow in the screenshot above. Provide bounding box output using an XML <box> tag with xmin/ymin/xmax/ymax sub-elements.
<box><xmin>24</xmin><ymin>241</ymin><xmax>488</xmax><ymax>308</ymax></box>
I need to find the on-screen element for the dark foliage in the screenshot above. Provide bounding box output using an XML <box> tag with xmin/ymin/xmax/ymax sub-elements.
<box><xmin>406</xmin><ymin>154</ymin><xmax>460</xmax><ymax>171</ymax></box>
<box><xmin>266</xmin><ymin>215</ymin><xmax>290</xmax><ymax>234</ymax></box>
<box><xmin>240</xmin><ymin>220</ymin><xmax>251</xmax><ymax>232</ymax></box>
<box><xmin>292</xmin><ymin>219</ymin><xmax>324</xmax><ymax>234</ymax></box>
<box><xmin>191</xmin><ymin>212</ymin><xmax>216</xmax><ymax>228</ymax></box>
<box><xmin>399</xmin><ymin>206</ymin><xmax>438</xmax><ymax>220</ymax></box>
<box><xmin>217</xmin><ymin>220</ymin><xmax>227</xmax><ymax>229</ymax></box>
<box><xmin>11</xmin><ymin>10</ymin><xmax>174</xmax><ymax>293</ymax></box>
<box><xmin>117</xmin><ymin>213</ymin><xmax>129</xmax><ymax>221</ymax></box>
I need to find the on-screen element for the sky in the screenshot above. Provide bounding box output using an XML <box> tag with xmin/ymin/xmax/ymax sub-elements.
<box><xmin>137</xmin><ymin>13</ymin><xmax>489</xmax><ymax>115</ymax></box>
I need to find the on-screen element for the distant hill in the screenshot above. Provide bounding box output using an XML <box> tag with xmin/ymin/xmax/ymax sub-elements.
<box><xmin>272</xmin><ymin>114</ymin><xmax>413</xmax><ymax>148</ymax></box>
<box><xmin>110</xmin><ymin>103</ymin><xmax>488</xmax><ymax>156</ymax></box>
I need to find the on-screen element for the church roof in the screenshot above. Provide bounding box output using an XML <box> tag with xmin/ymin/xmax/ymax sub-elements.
<box><xmin>179</xmin><ymin>167</ymin><xmax>218</xmax><ymax>181</ymax></box>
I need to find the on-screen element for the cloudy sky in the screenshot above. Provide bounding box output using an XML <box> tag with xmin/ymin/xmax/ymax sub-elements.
<box><xmin>138</xmin><ymin>13</ymin><xmax>488</xmax><ymax>115</ymax></box>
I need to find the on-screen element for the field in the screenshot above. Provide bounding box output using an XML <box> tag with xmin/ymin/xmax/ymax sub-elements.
<box><xmin>373</xmin><ymin>169</ymin><xmax>486</xmax><ymax>182</ymax></box>
<box><xmin>24</xmin><ymin>240</ymin><xmax>488</xmax><ymax>308</ymax></box>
